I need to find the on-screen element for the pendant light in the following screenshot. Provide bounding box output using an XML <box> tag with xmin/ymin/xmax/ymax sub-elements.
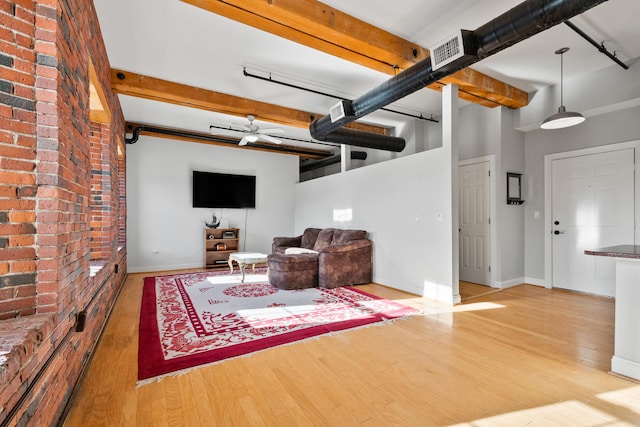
<box><xmin>540</xmin><ymin>47</ymin><xmax>585</xmax><ymax>130</ymax></box>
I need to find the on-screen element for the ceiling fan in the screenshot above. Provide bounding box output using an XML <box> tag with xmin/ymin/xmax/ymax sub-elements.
<box><xmin>232</xmin><ymin>115</ymin><xmax>285</xmax><ymax>146</ymax></box>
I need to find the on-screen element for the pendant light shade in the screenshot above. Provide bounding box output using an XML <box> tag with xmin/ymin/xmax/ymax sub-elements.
<box><xmin>541</xmin><ymin>47</ymin><xmax>585</xmax><ymax>130</ymax></box>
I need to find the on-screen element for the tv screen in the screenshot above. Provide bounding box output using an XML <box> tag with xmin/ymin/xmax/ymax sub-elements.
<box><xmin>192</xmin><ymin>170</ymin><xmax>256</xmax><ymax>208</ymax></box>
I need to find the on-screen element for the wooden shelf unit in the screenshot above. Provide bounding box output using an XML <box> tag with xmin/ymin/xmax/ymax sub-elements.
<box><xmin>204</xmin><ymin>227</ymin><xmax>240</xmax><ymax>269</ymax></box>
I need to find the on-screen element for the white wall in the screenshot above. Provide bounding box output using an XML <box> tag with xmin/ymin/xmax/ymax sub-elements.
<box><xmin>523</xmin><ymin>104</ymin><xmax>640</xmax><ymax>283</ymax></box>
<box><xmin>498</xmin><ymin>108</ymin><xmax>526</xmax><ymax>286</ymax></box>
<box><xmin>126</xmin><ymin>136</ymin><xmax>298</xmax><ymax>272</ymax></box>
<box><xmin>294</xmin><ymin>147</ymin><xmax>455</xmax><ymax>300</ymax></box>
<box><xmin>456</xmin><ymin>104</ymin><xmax>526</xmax><ymax>287</ymax></box>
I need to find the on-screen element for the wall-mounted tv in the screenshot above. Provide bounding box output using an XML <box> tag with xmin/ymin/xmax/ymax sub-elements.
<box><xmin>192</xmin><ymin>170</ymin><xmax>256</xmax><ymax>208</ymax></box>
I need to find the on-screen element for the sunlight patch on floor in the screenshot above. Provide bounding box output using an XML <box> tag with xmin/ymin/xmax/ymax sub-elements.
<box><xmin>449</xmin><ymin>400</ymin><xmax>631</xmax><ymax>426</ymax></box>
<box><xmin>453</xmin><ymin>302</ymin><xmax>505</xmax><ymax>312</ymax></box>
<box><xmin>598</xmin><ymin>385</ymin><xmax>640</xmax><ymax>415</ymax></box>
<box><xmin>205</xmin><ymin>272</ymin><xmax>268</xmax><ymax>285</ymax></box>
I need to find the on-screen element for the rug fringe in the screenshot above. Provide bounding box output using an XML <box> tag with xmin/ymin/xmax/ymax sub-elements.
<box><xmin>136</xmin><ymin>311</ymin><xmax>423</xmax><ymax>387</ymax></box>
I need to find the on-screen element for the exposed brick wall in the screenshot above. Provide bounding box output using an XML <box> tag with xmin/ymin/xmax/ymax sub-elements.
<box><xmin>0</xmin><ymin>0</ymin><xmax>127</xmax><ymax>425</ymax></box>
<box><xmin>89</xmin><ymin>122</ymin><xmax>114</xmax><ymax>260</ymax></box>
<box><xmin>0</xmin><ymin>0</ymin><xmax>38</xmax><ymax>320</ymax></box>
<box><xmin>117</xmin><ymin>143</ymin><xmax>126</xmax><ymax>248</ymax></box>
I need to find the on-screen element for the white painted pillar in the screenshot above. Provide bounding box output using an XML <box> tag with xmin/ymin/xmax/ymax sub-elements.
<box><xmin>341</xmin><ymin>144</ymin><xmax>351</xmax><ymax>172</ymax></box>
<box><xmin>443</xmin><ymin>84</ymin><xmax>461</xmax><ymax>304</ymax></box>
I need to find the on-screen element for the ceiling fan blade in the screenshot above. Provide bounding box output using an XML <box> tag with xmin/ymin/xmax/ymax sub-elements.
<box><xmin>258</xmin><ymin>134</ymin><xmax>282</xmax><ymax>144</ymax></box>
<box><xmin>258</xmin><ymin>127</ymin><xmax>284</xmax><ymax>134</ymax></box>
<box><xmin>239</xmin><ymin>136</ymin><xmax>250</xmax><ymax>146</ymax></box>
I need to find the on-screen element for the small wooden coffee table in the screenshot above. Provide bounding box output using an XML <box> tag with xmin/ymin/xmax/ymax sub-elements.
<box><xmin>228</xmin><ymin>252</ymin><xmax>268</xmax><ymax>283</ymax></box>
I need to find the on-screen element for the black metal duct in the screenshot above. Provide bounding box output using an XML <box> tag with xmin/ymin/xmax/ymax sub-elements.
<box><xmin>300</xmin><ymin>151</ymin><xmax>367</xmax><ymax>173</ymax></box>
<box><xmin>310</xmin><ymin>0</ymin><xmax>608</xmax><ymax>146</ymax></box>
<box><xmin>125</xmin><ymin>124</ymin><xmax>333</xmax><ymax>158</ymax></box>
<box><xmin>312</xmin><ymin>126</ymin><xmax>406</xmax><ymax>152</ymax></box>
<box><xmin>126</xmin><ymin>124</ymin><xmax>237</xmax><ymax>145</ymax></box>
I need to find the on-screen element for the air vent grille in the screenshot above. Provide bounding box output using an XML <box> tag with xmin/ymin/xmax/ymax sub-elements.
<box><xmin>432</xmin><ymin>37</ymin><xmax>462</xmax><ymax>68</ymax></box>
<box><xmin>330</xmin><ymin>100</ymin><xmax>351</xmax><ymax>123</ymax></box>
<box><xmin>429</xmin><ymin>30</ymin><xmax>474</xmax><ymax>70</ymax></box>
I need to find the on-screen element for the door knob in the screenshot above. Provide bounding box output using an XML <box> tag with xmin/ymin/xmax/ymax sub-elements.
<box><xmin>553</xmin><ymin>230</ymin><xmax>565</xmax><ymax>235</ymax></box>
<box><xmin>554</xmin><ymin>220</ymin><xmax>560</xmax><ymax>225</ymax></box>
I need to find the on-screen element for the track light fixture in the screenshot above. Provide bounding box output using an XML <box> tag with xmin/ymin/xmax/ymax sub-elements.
<box><xmin>541</xmin><ymin>47</ymin><xmax>585</xmax><ymax>130</ymax></box>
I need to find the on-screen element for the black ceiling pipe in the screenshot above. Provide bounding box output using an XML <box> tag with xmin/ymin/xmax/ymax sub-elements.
<box><xmin>300</xmin><ymin>151</ymin><xmax>367</xmax><ymax>173</ymax></box>
<box><xmin>310</xmin><ymin>0</ymin><xmax>608</xmax><ymax>145</ymax></box>
<box><xmin>312</xmin><ymin>126</ymin><xmax>406</xmax><ymax>152</ymax></box>
<box><xmin>125</xmin><ymin>124</ymin><xmax>333</xmax><ymax>158</ymax></box>
<box><xmin>564</xmin><ymin>20</ymin><xmax>629</xmax><ymax>70</ymax></box>
<box><xmin>126</xmin><ymin>124</ymin><xmax>239</xmax><ymax>145</ymax></box>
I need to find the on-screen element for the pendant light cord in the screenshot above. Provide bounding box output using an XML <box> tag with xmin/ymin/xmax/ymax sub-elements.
<box><xmin>560</xmin><ymin>50</ymin><xmax>564</xmax><ymax>107</ymax></box>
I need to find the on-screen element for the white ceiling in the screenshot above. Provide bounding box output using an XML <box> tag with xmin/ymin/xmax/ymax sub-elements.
<box><xmin>93</xmin><ymin>0</ymin><xmax>640</xmax><ymax>148</ymax></box>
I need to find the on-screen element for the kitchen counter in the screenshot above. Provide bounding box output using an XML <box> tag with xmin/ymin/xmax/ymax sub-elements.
<box><xmin>585</xmin><ymin>244</ymin><xmax>640</xmax><ymax>259</ymax></box>
<box><xmin>586</xmin><ymin>245</ymin><xmax>640</xmax><ymax>381</ymax></box>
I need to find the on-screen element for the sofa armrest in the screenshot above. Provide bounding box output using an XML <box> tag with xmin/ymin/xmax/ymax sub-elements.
<box><xmin>272</xmin><ymin>235</ymin><xmax>302</xmax><ymax>253</ymax></box>
<box><xmin>319</xmin><ymin>239</ymin><xmax>372</xmax><ymax>253</ymax></box>
<box><xmin>318</xmin><ymin>241</ymin><xmax>372</xmax><ymax>288</ymax></box>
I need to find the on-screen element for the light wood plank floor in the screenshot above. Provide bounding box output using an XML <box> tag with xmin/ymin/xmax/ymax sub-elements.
<box><xmin>459</xmin><ymin>281</ymin><xmax>501</xmax><ymax>301</ymax></box>
<box><xmin>63</xmin><ymin>271</ymin><xmax>640</xmax><ymax>426</ymax></box>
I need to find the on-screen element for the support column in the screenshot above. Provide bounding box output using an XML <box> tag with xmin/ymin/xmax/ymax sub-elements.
<box><xmin>443</xmin><ymin>84</ymin><xmax>461</xmax><ymax>304</ymax></box>
<box><xmin>341</xmin><ymin>144</ymin><xmax>351</xmax><ymax>172</ymax></box>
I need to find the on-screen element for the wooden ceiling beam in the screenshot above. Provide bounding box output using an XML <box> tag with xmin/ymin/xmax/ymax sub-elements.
<box><xmin>181</xmin><ymin>0</ymin><xmax>528</xmax><ymax>109</ymax></box>
<box><xmin>111</xmin><ymin>69</ymin><xmax>389</xmax><ymax>136</ymax></box>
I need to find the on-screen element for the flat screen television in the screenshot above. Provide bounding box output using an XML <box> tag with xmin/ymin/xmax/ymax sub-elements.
<box><xmin>192</xmin><ymin>170</ymin><xmax>256</xmax><ymax>208</ymax></box>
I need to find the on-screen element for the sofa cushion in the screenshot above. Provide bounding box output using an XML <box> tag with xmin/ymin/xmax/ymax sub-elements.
<box><xmin>332</xmin><ymin>229</ymin><xmax>367</xmax><ymax>245</ymax></box>
<box><xmin>267</xmin><ymin>253</ymin><xmax>318</xmax><ymax>271</ymax></box>
<box><xmin>301</xmin><ymin>228</ymin><xmax>322</xmax><ymax>250</ymax></box>
<box><xmin>285</xmin><ymin>247</ymin><xmax>319</xmax><ymax>255</ymax></box>
<box><xmin>313</xmin><ymin>228</ymin><xmax>335</xmax><ymax>252</ymax></box>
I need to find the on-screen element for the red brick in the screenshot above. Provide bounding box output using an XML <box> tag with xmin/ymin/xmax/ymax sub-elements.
<box><xmin>0</xmin><ymin>170</ymin><xmax>36</xmax><ymax>185</ymax></box>
<box><xmin>0</xmin><ymin>246</ymin><xmax>35</xmax><ymax>261</ymax></box>
<box><xmin>0</xmin><ymin>145</ymin><xmax>36</xmax><ymax>160</ymax></box>
<box><xmin>9</xmin><ymin>259</ymin><xmax>36</xmax><ymax>273</ymax></box>
<box><xmin>0</xmin><ymin>296</ymin><xmax>35</xmax><ymax>313</ymax></box>
<box><xmin>0</xmin><ymin>158</ymin><xmax>35</xmax><ymax>172</ymax></box>
<box><xmin>9</xmin><ymin>234</ymin><xmax>35</xmax><ymax>246</ymax></box>
<box><xmin>0</xmin><ymin>199</ymin><xmax>34</xmax><ymax>210</ymax></box>
<box><xmin>0</xmin><ymin>105</ymin><xmax>12</xmax><ymax>119</ymax></box>
<box><xmin>15</xmin><ymin>285</ymin><xmax>35</xmax><ymax>297</ymax></box>
<box><xmin>14</xmin><ymin>0</ymin><xmax>36</xmax><ymax>10</ymax></box>
<box><xmin>13</xmin><ymin>107</ymin><xmax>36</xmax><ymax>122</ymax></box>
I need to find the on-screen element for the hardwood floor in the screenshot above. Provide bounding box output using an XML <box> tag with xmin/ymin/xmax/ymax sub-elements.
<box><xmin>63</xmin><ymin>271</ymin><xmax>640</xmax><ymax>426</ymax></box>
<box><xmin>459</xmin><ymin>281</ymin><xmax>500</xmax><ymax>301</ymax></box>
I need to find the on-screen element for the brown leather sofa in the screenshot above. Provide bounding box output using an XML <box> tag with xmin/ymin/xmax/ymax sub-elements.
<box><xmin>268</xmin><ymin>228</ymin><xmax>373</xmax><ymax>289</ymax></box>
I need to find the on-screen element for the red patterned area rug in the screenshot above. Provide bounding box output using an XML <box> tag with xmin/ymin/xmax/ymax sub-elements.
<box><xmin>138</xmin><ymin>268</ymin><xmax>419</xmax><ymax>382</ymax></box>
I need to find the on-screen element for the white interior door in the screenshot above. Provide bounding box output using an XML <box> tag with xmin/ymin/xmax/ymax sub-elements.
<box><xmin>551</xmin><ymin>148</ymin><xmax>635</xmax><ymax>296</ymax></box>
<box><xmin>459</xmin><ymin>161</ymin><xmax>491</xmax><ymax>285</ymax></box>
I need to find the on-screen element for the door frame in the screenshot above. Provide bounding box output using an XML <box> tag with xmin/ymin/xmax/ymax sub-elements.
<box><xmin>459</xmin><ymin>155</ymin><xmax>497</xmax><ymax>288</ymax></box>
<box><xmin>543</xmin><ymin>140</ymin><xmax>640</xmax><ymax>289</ymax></box>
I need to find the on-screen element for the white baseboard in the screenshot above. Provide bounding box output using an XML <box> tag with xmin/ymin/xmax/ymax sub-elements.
<box><xmin>127</xmin><ymin>262</ymin><xmax>203</xmax><ymax>274</ymax></box>
<box><xmin>524</xmin><ymin>277</ymin><xmax>547</xmax><ymax>287</ymax></box>
<box><xmin>497</xmin><ymin>277</ymin><xmax>548</xmax><ymax>289</ymax></box>
<box><xmin>611</xmin><ymin>355</ymin><xmax>640</xmax><ymax>382</ymax></box>
<box><xmin>373</xmin><ymin>276</ymin><xmax>423</xmax><ymax>297</ymax></box>
<box><xmin>374</xmin><ymin>276</ymin><xmax>455</xmax><ymax>305</ymax></box>
<box><xmin>497</xmin><ymin>277</ymin><xmax>526</xmax><ymax>289</ymax></box>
